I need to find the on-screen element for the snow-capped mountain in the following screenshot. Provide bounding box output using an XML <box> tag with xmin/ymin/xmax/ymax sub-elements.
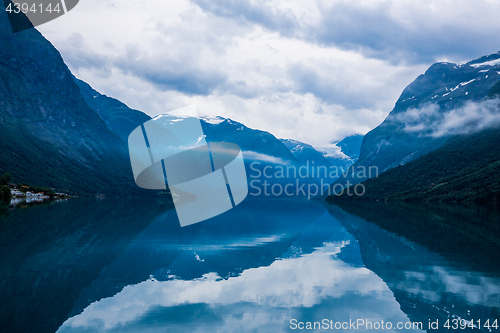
<box><xmin>334</xmin><ymin>51</ymin><xmax>500</xmax><ymax>188</ymax></box>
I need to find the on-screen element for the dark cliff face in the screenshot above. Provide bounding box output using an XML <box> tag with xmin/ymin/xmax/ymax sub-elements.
<box><xmin>0</xmin><ymin>9</ymin><xmax>117</xmax><ymax>155</ymax></box>
<box><xmin>0</xmin><ymin>9</ymin><xmax>144</xmax><ymax>195</ymax></box>
<box><xmin>334</xmin><ymin>53</ymin><xmax>500</xmax><ymax>187</ymax></box>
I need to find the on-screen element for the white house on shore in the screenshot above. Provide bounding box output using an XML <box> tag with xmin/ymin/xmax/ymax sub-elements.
<box><xmin>10</xmin><ymin>189</ymin><xmax>24</xmax><ymax>196</ymax></box>
<box><xmin>10</xmin><ymin>187</ymin><xmax>69</xmax><ymax>198</ymax></box>
<box><xmin>25</xmin><ymin>191</ymin><xmax>45</xmax><ymax>197</ymax></box>
<box><xmin>11</xmin><ymin>190</ymin><xmax>45</xmax><ymax>197</ymax></box>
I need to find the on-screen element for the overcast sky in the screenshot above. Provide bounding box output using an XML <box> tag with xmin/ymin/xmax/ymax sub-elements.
<box><xmin>39</xmin><ymin>0</ymin><xmax>500</xmax><ymax>146</ymax></box>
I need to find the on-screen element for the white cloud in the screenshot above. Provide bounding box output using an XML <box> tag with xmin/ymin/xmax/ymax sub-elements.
<box><xmin>193</xmin><ymin>0</ymin><xmax>500</xmax><ymax>64</ymax></box>
<box><xmin>37</xmin><ymin>0</ymin><xmax>499</xmax><ymax>146</ymax></box>
<box><xmin>242</xmin><ymin>151</ymin><xmax>289</xmax><ymax>165</ymax></box>
<box><xmin>432</xmin><ymin>99</ymin><xmax>500</xmax><ymax>137</ymax></box>
<box><xmin>394</xmin><ymin>99</ymin><xmax>500</xmax><ymax>137</ymax></box>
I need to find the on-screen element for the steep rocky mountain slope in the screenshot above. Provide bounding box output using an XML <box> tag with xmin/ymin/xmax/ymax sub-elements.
<box><xmin>74</xmin><ymin>78</ymin><xmax>152</xmax><ymax>142</ymax></box>
<box><xmin>0</xmin><ymin>8</ymin><xmax>144</xmax><ymax>195</ymax></box>
<box><xmin>333</xmin><ymin>52</ymin><xmax>500</xmax><ymax>188</ymax></box>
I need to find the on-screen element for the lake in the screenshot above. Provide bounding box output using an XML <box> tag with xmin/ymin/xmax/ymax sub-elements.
<box><xmin>0</xmin><ymin>198</ymin><xmax>499</xmax><ymax>332</ymax></box>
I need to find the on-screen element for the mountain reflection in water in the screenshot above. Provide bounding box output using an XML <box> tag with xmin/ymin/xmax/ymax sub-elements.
<box><xmin>0</xmin><ymin>198</ymin><xmax>498</xmax><ymax>333</ymax></box>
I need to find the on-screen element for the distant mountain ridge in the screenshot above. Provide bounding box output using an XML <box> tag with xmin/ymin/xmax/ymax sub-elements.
<box><xmin>280</xmin><ymin>135</ymin><xmax>363</xmax><ymax>172</ymax></box>
<box><xmin>280</xmin><ymin>139</ymin><xmax>343</xmax><ymax>168</ymax></box>
<box><xmin>74</xmin><ymin>80</ymin><xmax>301</xmax><ymax>170</ymax></box>
<box><xmin>199</xmin><ymin>117</ymin><xmax>300</xmax><ymax>166</ymax></box>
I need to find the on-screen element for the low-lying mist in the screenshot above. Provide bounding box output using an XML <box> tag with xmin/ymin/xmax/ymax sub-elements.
<box><xmin>392</xmin><ymin>98</ymin><xmax>500</xmax><ymax>137</ymax></box>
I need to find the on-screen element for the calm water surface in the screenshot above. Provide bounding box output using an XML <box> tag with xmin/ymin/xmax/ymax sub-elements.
<box><xmin>0</xmin><ymin>198</ymin><xmax>499</xmax><ymax>332</ymax></box>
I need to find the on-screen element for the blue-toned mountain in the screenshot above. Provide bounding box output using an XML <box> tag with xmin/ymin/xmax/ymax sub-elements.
<box><xmin>0</xmin><ymin>8</ymin><xmax>147</xmax><ymax>195</ymax></box>
<box><xmin>333</xmin><ymin>52</ymin><xmax>500</xmax><ymax>188</ymax></box>
<box><xmin>74</xmin><ymin>78</ymin><xmax>152</xmax><ymax>142</ymax></box>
